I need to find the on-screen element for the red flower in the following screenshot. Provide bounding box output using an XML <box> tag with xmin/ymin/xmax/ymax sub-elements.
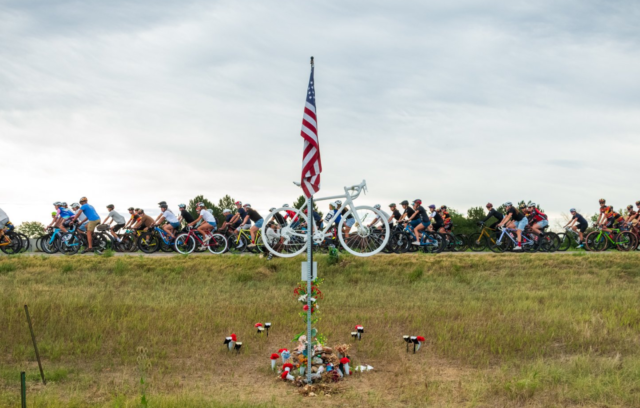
<box><xmin>230</xmin><ymin>333</ymin><xmax>237</xmax><ymax>342</ymax></box>
<box><xmin>340</xmin><ymin>357</ymin><xmax>350</xmax><ymax>364</ymax></box>
<box><xmin>416</xmin><ymin>336</ymin><xmax>425</xmax><ymax>342</ymax></box>
<box><xmin>270</xmin><ymin>353</ymin><xmax>279</xmax><ymax>360</ymax></box>
<box><xmin>281</xmin><ymin>371</ymin><xmax>288</xmax><ymax>379</ymax></box>
<box><xmin>283</xmin><ymin>362</ymin><xmax>294</xmax><ymax>371</ymax></box>
<box><xmin>278</xmin><ymin>348</ymin><xmax>288</xmax><ymax>354</ymax></box>
<box><xmin>254</xmin><ymin>323</ymin><xmax>263</xmax><ymax>327</ymax></box>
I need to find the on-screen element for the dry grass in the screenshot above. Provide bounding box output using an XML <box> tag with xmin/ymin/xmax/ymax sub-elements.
<box><xmin>0</xmin><ymin>252</ymin><xmax>639</xmax><ymax>407</ymax></box>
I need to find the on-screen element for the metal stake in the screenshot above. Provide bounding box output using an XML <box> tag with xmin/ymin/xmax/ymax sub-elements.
<box><xmin>24</xmin><ymin>305</ymin><xmax>46</xmax><ymax>385</ymax></box>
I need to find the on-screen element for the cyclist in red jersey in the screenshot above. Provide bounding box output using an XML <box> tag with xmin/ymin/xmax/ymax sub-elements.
<box><xmin>527</xmin><ymin>203</ymin><xmax>548</xmax><ymax>236</ymax></box>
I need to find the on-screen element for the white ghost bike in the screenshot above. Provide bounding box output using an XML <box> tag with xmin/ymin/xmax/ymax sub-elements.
<box><xmin>260</xmin><ymin>180</ymin><xmax>390</xmax><ymax>257</ymax></box>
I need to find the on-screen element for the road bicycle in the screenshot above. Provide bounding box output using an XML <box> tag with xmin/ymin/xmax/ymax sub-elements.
<box><xmin>226</xmin><ymin>226</ymin><xmax>265</xmax><ymax>254</ymax></box>
<box><xmin>585</xmin><ymin>225</ymin><xmax>637</xmax><ymax>252</ymax></box>
<box><xmin>492</xmin><ymin>226</ymin><xmax>537</xmax><ymax>252</ymax></box>
<box><xmin>174</xmin><ymin>226</ymin><xmax>227</xmax><ymax>255</ymax></box>
<box><xmin>555</xmin><ymin>226</ymin><xmax>591</xmax><ymax>251</ymax></box>
<box><xmin>58</xmin><ymin>224</ymin><xmax>110</xmax><ymax>255</ymax></box>
<box><xmin>137</xmin><ymin>225</ymin><xmax>176</xmax><ymax>254</ymax></box>
<box><xmin>261</xmin><ymin>180</ymin><xmax>390</xmax><ymax>258</ymax></box>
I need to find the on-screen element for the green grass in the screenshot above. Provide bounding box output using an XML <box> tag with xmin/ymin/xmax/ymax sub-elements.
<box><xmin>0</xmin><ymin>253</ymin><xmax>639</xmax><ymax>407</ymax></box>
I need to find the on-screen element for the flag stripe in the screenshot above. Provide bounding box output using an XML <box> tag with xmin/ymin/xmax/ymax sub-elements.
<box><xmin>300</xmin><ymin>65</ymin><xmax>321</xmax><ymax>198</ymax></box>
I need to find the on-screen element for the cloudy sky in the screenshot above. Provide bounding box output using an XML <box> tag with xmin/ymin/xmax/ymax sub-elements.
<box><xmin>1</xmin><ymin>0</ymin><xmax>639</xmax><ymax>226</ymax></box>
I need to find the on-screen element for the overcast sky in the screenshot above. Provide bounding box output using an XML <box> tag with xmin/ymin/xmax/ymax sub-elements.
<box><xmin>1</xmin><ymin>0</ymin><xmax>639</xmax><ymax>226</ymax></box>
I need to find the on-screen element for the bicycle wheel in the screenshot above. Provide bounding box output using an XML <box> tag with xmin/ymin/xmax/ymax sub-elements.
<box><xmin>207</xmin><ymin>234</ymin><xmax>228</xmax><ymax>254</ymax></box>
<box><xmin>454</xmin><ymin>234</ymin><xmax>468</xmax><ymax>252</ymax></box>
<box><xmin>616</xmin><ymin>231</ymin><xmax>636</xmax><ymax>251</ymax></box>
<box><xmin>59</xmin><ymin>233</ymin><xmax>82</xmax><ymax>255</ymax></box>
<box><xmin>228</xmin><ymin>233</ymin><xmax>248</xmax><ymax>254</ymax></box>
<box><xmin>422</xmin><ymin>232</ymin><xmax>444</xmax><ymax>254</ymax></box>
<box><xmin>137</xmin><ymin>232</ymin><xmax>160</xmax><ymax>253</ymax></box>
<box><xmin>0</xmin><ymin>232</ymin><xmax>22</xmax><ymax>254</ymax></box>
<box><xmin>40</xmin><ymin>233</ymin><xmax>59</xmax><ymax>254</ymax></box>
<box><xmin>490</xmin><ymin>235</ymin><xmax>511</xmax><ymax>252</ymax></box>
<box><xmin>260</xmin><ymin>207</ymin><xmax>309</xmax><ymax>258</ymax></box>
<box><xmin>586</xmin><ymin>231</ymin><xmax>607</xmax><ymax>252</ymax></box>
<box><xmin>174</xmin><ymin>233</ymin><xmax>195</xmax><ymax>254</ymax></box>
<box><xmin>556</xmin><ymin>233</ymin><xmax>571</xmax><ymax>251</ymax></box>
<box><xmin>337</xmin><ymin>206</ymin><xmax>390</xmax><ymax>257</ymax></box>
<box><xmin>467</xmin><ymin>233</ymin><xmax>486</xmax><ymax>252</ymax></box>
<box><xmin>92</xmin><ymin>233</ymin><xmax>110</xmax><ymax>254</ymax></box>
<box><xmin>16</xmin><ymin>233</ymin><xmax>30</xmax><ymax>253</ymax></box>
<box><xmin>389</xmin><ymin>231</ymin><xmax>409</xmax><ymax>253</ymax></box>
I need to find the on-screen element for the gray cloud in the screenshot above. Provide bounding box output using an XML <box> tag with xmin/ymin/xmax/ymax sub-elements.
<box><xmin>1</xmin><ymin>0</ymin><xmax>639</xmax><ymax>224</ymax></box>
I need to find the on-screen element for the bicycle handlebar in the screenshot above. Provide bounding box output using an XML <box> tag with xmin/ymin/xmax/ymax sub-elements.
<box><xmin>344</xmin><ymin>180</ymin><xmax>367</xmax><ymax>200</ymax></box>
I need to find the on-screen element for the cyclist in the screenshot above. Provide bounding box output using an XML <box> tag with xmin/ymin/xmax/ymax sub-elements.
<box><xmin>303</xmin><ymin>207</ymin><xmax>323</xmax><ymax>229</ymax></box>
<box><xmin>527</xmin><ymin>203</ymin><xmax>548</xmax><ymax>236</ymax></box>
<box><xmin>564</xmin><ymin>208</ymin><xmax>588</xmax><ymax>248</ymax></box>
<box><xmin>325</xmin><ymin>201</ymin><xmax>342</xmax><ymax>227</ymax></box>
<box><xmin>339</xmin><ymin>202</ymin><xmax>355</xmax><ymax>239</ymax></box>
<box><xmin>624</xmin><ymin>205</ymin><xmax>637</xmax><ymax>224</ymax></box>
<box><xmin>598</xmin><ymin>200</ymin><xmax>624</xmax><ymax>233</ymax></box>
<box><xmin>398</xmin><ymin>200</ymin><xmax>415</xmax><ymax>222</ymax></box>
<box><xmin>177</xmin><ymin>204</ymin><xmax>195</xmax><ymax>226</ymax></box>
<box><xmin>71</xmin><ymin>203</ymin><xmax>88</xmax><ymax>232</ymax></box>
<box><xmin>497</xmin><ymin>202</ymin><xmax>526</xmax><ymax>251</ymax></box>
<box><xmin>283</xmin><ymin>204</ymin><xmax>300</xmax><ymax>229</ymax></box>
<box><xmin>71</xmin><ymin>197</ymin><xmax>101</xmax><ymax>253</ymax></box>
<box><xmin>270</xmin><ymin>207</ymin><xmax>287</xmax><ymax>227</ymax></box>
<box><xmin>47</xmin><ymin>202</ymin><xmax>66</xmax><ymax>232</ymax></box>
<box><xmin>231</xmin><ymin>201</ymin><xmax>250</xmax><ymax>232</ymax></box>
<box><xmin>440</xmin><ymin>205</ymin><xmax>453</xmax><ymax>232</ymax></box>
<box><xmin>405</xmin><ymin>199</ymin><xmax>430</xmax><ymax>245</ymax></box>
<box><xmin>133</xmin><ymin>209</ymin><xmax>155</xmax><ymax>231</ymax></box>
<box><xmin>124</xmin><ymin>207</ymin><xmax>140</xmax><ymax>229</ymax></box>
<box><xmin>243</xmin><ymin>204</ymin><xmax>263</xmax><ymax>248</ymax></box>
<box><xmin>222</xmin><ymin>208</ymin><xmax>241</xmax><ymax>230</ymax></box>
<box><xmin>387</xmin><ymin>203</ymin><xmax>402</xmax><ymax>226</ymax></box>
<box><xmin>481</xmin><ymin>203</ymin><xmax>503</xmax><ymax>232</ymax></box>
<box><xmin>104</xmin><ymin>204</ymin><xmax>126</xmax><ymax>238</ymax></box>
<box><xmin>426</xmin><ymin>204</ymin><xmax>445</xmax><ymax>233</ymax></box>
<box><xmin>187</xmin><ymin>202</ymin><xmax>217</xmax><ymax>238</ymax></box>
<box><xmin>0</xmin><ymin>207</ymin><xmax>10</xmax><ymax>244</ymax></box>
<box><xmin>154</xmin><ymin>202</ymin><xmax>181</xmax><ymax>239</ymax></box>
<box><xmin>367</xmin><ymin>204</ymin><xmax>388</xmax><ymax>228</ymax></box>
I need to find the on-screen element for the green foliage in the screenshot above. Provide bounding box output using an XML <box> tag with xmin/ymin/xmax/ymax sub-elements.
<box><xmin>188</xmin><ymin>195</ymin><xmax>224</xmax><ymax>225</ymax></box>
<box><xmin>217</xmin><ymin>195</ymin><xmax>236</xmax><ymax>215</ymax></box>
<box><xmin>17</xmin><ymin>221</ymin><xmax>46</xmax><ymax>238</ymax></box>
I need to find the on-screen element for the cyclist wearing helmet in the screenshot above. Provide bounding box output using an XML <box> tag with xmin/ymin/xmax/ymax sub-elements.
<box><xmin>104</xmin><ymin>204</ymin><xmax>126</xmax><ymax>237</ymax></box>
<box><xmin>624</xmin><ymin>205</ymin><xmax>637</xmax><ymax>224</ymax></box>
<box><xmin>72</xmin><ymin>197</ymin><xmax>101</xmax><ymax>253</ymax></box>
<box><xmin>497</xmin><ymin>202</ymin><xmax>526</xmax><ymax>250</ymax></box>
<box><xmin>388</xmin><ymin>203</ymin><xmax>402</xmax><ymax>225</ymax></box>
<box><xmin>325</xmin><ymin>201</ymin><xmax>342</xmax><ymax>226</ymax></box>
<box><xmin>154</xmin><ymin>202</ymin><xmax>181</xmax><ymax>239</ymax></box>
<box><xmin>406</xmin><ymin>199</ymin><xmax>430</xmax><ymax>245</ymax></box>
<box><xmin>439</xmin><ymin>205</ymin><xmax>453</xmax><ymax>231</ymax></box>
<box><xmin>428</xmin><ymin>205</ymin><xmax>445</xmax><ymax>233</ymax></box>
<box><xmin>47</xmin><ymin>202</ymin><xmax>65</xmax><ymax>232</ymax></box>
<box><xmin>283</xmin><ymin>204</ymin><xmax>301</xmax><ymax>229</ymax></box>
<box><xmin>481</xmin><ymin>203</ymin><xmax>503</xmax><ymax>232</ymax></box>
<box><xmin>230</xmin><ymin>201</ymin><xmax>250</xmax><ymax>231</ymax></box>
<box><xmin>270</xmin><ymin>208</ymin><xmax>287</xmax><ymax>227</ymax></box>
<box><xmin>177</xmin><ymin>203</ymin><xmax>194</xmax><ymax>225</ymax></box>
<box><xmin>124</xmin><ymin>207</ymin><xmax>140</xmax><ymax>229</ymax></box>
<box><xmin>367</xmin><ymin>204</ymin><xmax>387</xmax><ymax>228</ymax></box>
<box><xmin>597</xmin><ymin>199</ymin><xmax>623</xmax><ymax>233</ymax></box>
<box><xmin>188</xmin><ymin>202</ymin><xmax>217</xmax><ymax>238</ymax></box>
<box><xmin>398</xmin><ymin>200</ymin><xmax>415</xmax><ymax>222</ymax></box>
<box><xmin>71</xmin><ymin>203</ymin><xmax>88</xmax><ymax>232</ymax></box>
<box><xmin>242</xmin><ymin>204</ymin><xmax>263</xmax><ymax>247</ymax></box>
<box><xmin>564</xmin><ymin>208</ymin><xmax>588</xmax><ymax>248</ymax></box>
<box><xmin>527</xmin><ymin>203</ymin><xmax>548</xmax><ymax>236</ymax></box>
<box><xmin>221</xmin><ymin>208</ymin><xmax>241</xmax><ymax>230</ymax></box>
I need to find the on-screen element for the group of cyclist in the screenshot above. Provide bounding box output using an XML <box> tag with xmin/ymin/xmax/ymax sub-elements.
<box><xmin>3</xmin><ymin>196</ymin><xmax>640</xmax><ymax>254</ymax></box>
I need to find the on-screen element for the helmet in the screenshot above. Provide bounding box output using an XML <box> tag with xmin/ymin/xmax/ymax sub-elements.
<box><xmin>412</xmin><ymin>199</ymin><xmax>422</xmax><ymax>205</ymax></box>
<box><xmin>127</xmin><ymin>207</ymin><xmax>134</xmax><ymax>211</ymax></box>
<box><xmin>570</xmin><ymin>208</ymin><xmax>576</xmax><ymax>212</ymax></box>
<box><xmin>223</xmin><ymin>209</ymin><xmax>231</xmax><ymax>214</ymax></box>
<box><xmin>235</xmin><ymin>201</ymin><xmax>242</xmax><ymax>206</ymax></box>
<box><xmin>335</xmin><ymin>200</ymin><xmax>342</xmax><ymax>206</ymax></box>
<box><xmin>331</xmin><ymin>201</ymin><xmax>340</xmax><ymax>208</ymax></box>
<box><xmin>244</xmin><ymin>203</ymin><xmax>251</xmax><ymax>208</ymax></box>
<box><xmin>373</xmin><ymin>204</ymin><xmax>381</xmax><ymax>210</ymax></box>
<box><xmin>627</xmin><ymin>205</ymin><xmax>633</xmax><ymax>209</ymax></box>
<box><xmin>79</xmin><ymin>197</ymin><xmax>88</xmax><ymax>202</ymax></box>
<box><xmin>636</xmin><ymin>201</ymin><xmax>640</xmax><ymax>206</ymax></box>
<box><xmin>61</xmin><ymin>202</ymin><xmax>67</xmax><ymax>206</ymax></box>
<box><xmin>53</xmin><ymin>202</ymin><xmax>60</xmax><ymax>206</ymax></box>
<box><xmin>504</xmin><ymin>202</ymin><xmax>513</xmax><ymax>207</ymax></box>
<box><xmin>283</xmin><ymin>204</ymin><xmax>290</xmax><ymax>208</ymax></box>
<box><xmin>486</xmin><ymin>202</ymin><xmax>493</xmax><ymax>208</ymax></box>
<box><xmin>158</xmin><ymin>201</ymin><xmax>167</xmax><ymax>206</ymax></box>
<box><xmin>428</xmin><ymin>204</ymin><xmax>436</xmax><ymax>209</ymax></box>
<box><xmin>440</xmin><ymin>205</ymin><xmax>447</xmax><ymax>210</ymax></box>
<box><xmin>196</xmin><ymin>202</ymin><xmax>205</xmax><ymax>207</ymax></box>
<box><xmin>71</xmin><ymin>203</ymin><xmax>80</xmax><ymax>208</ymax></box>
<box><xmin>400</xmin><ymin>200</ymin><xmax>409</xmax><ymax>206</ymax></box>
<box><xmin>107</xmin><ymin>204</ymin><xmax>114</xmax><ymax>209</ymax></box>
<box><xmin>519</xmin><ymin>203</ymin><xmax>527</xmax><ymax>209</ymax></box>
<box><xmin>389</xmin><ymin>203</ymin><xmax>396</xmax><ymax>207</ymax></box>
<box><xmin>269</xmin><ymin>207</ymin><xmax>276</xmax><ymax>212</ymax></box>
<box><xmin>178</xmin><ymin>203</ymin><xmax>186</xmax><ymax>208</ymax></box>
<box><xmin>599</xmin><ymin>198</ymin><xmax>606</xmax><ymax>204</ymax></box>
<box><xmin>529</xmin><ymin>202</ymin><xmax>536</xmax><ymax>208</ymax></box>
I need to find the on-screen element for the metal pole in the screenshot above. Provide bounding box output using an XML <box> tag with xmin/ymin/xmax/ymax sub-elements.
<box><xmin>24</xmin><ymin>305</ymin><xmax>46</xmax><ymax>385</ymax></box>
<box><xmin>306</xmin><ymin>195</ymin><xmax>313</xmax><ymax>384</ymax></box>
<box><xmin>21</xmin><ymin>371</ymin><xmax>26</xmax><ymax>408</ymax></box>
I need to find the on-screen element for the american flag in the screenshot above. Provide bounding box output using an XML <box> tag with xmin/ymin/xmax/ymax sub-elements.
<box><xmin>300</xmin><ymin>59</ymin><xmax>322</xmax><ymax>198</ymax></box>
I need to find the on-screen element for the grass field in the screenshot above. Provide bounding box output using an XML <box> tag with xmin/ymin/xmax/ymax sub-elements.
<box><xmin>0</xmin><ymin>252</ymin><xmax>639</xmax><ymax>407</ymax></box>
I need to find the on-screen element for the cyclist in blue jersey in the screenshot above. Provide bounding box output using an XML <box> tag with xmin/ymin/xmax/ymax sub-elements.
<box><xmin>221</xmin><ymin>209</ymin><xmax>241</xmax><ymax>230</ymax></box>
<box><xmin>72</xmin><ymin>196</ymin><xmax>101</xmax><ymax>253</ymax></box>
<box><xmin>231</xmin><ymin>201</ymin><xmax>250</xmax><ymax>232</ymax></box>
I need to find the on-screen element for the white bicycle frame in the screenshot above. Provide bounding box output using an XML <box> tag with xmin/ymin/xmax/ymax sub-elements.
<box><xmin>261</xmin><ymin>180</ymin><xmax>390</xmax><ymax>257</ymax></box>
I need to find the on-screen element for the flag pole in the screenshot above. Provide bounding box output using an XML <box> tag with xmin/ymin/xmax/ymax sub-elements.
<box><xmin>306</xmin><ymin>55</ymin><xmax>314</xmax><ymax>385</ymax></box>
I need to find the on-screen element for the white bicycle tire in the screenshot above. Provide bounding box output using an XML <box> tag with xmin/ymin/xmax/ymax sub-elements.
<box><xmin>337</xmin><ymin>206</ymin><xmax>390</xmax><ymax>257</ymax></box>
<box><xmin>261</xmin><ymin>207</ymin><xmax>309</xmax><ymax>258</ymax></box>
<box><xmin>174</xmin><ymin>233</ymin><xmax>195</xmax><ymax>254</ymax></box>
<box><xmin>207</xmin><ymin>233</ymin><xmax>228</xmax><ymax>254</ymax></box>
